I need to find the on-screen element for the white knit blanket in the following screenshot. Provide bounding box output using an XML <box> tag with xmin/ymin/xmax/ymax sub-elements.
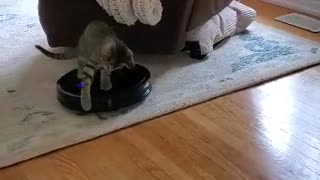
<box><xmin>186</xmin><ymin>1</ymin><xmax>257</xmax><ymax>54</ymax></box>
<box><xmin>96</xmin><ymin>0</ymin><xmax>163</xmax><ymax>26</ymax></box>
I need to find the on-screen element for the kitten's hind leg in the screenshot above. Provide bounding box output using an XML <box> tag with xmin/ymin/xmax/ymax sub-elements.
<box><xmin>100</xmin><ymin>69</ymin><xmax>112</xmax><ymax>91</ymax></box>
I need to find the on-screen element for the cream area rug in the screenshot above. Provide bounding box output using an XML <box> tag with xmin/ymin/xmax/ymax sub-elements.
<box><xmin>0</xmin><ymin>0</ymin><xmax>320</xmax><ymax>168</ymax></box>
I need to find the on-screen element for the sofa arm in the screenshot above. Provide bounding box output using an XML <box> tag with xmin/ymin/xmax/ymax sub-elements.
<box><xmin>38</xmin><ymin>0</ymin><xmax>194</xmax><ymax>53</ymax></box>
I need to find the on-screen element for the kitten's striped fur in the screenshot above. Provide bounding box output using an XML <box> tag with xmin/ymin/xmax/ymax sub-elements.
<box><xmin>36</xmin><ymin>21</ymin><xmax>135</xmax><ymax>111</ymax></box>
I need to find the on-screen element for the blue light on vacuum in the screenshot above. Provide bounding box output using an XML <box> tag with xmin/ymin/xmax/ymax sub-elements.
<box><xmin>77</xmin><ymin>83</ymin><xmax>85</xmax><ymax>89</ymax></box>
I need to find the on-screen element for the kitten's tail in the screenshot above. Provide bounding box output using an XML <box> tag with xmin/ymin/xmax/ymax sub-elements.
<box><xmin>35</xmin><ymin>45</ymin><xmax>76</xmax><ymax>60</ymax></box>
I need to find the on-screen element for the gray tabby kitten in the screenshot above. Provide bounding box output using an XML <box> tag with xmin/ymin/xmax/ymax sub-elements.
<box><xmin>35</xmin><ymin>21</ymin><xmax>135</xmax><ymax>111</ymax></box>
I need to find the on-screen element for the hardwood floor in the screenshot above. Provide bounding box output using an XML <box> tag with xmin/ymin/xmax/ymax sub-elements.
<box><xmin>1</xmin><ymin>0</ymin><xmax>320</xmax><ymax>179</ymax></box>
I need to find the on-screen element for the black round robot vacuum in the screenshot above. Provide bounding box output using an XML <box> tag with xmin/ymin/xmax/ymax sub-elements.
<box><xmin>57</xmin><ymin>64</ymin><xmax>151</xmax><ymax>112</ymax></box>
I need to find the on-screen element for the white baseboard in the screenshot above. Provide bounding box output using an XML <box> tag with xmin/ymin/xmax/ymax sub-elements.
<box><xmin>261</xmin><ymin>0</ymin><xmax>320</xmax><ymax>18</ymax></box>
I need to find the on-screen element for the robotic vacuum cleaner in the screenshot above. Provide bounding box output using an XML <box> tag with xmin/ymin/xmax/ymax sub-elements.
<box><xmin>57</xmin><ymin>64</ymin><xmax>151</xmax><ymax>112</ymax></box>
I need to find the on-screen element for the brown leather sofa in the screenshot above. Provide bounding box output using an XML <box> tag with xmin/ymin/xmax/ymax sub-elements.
<box><xmin>38</xmin><ymin>0</ymin><xmax>232</xmax><ymax>53</ymax></box>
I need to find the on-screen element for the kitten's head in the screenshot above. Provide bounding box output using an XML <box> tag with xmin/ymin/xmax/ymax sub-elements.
<box><xmin>100</xmin><ymin>37</ymin><xmax>135</xmax><ymax>71</ymax></box>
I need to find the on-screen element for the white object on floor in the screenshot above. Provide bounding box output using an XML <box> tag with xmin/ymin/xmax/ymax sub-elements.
<box><xmin>96</xmin><ymin>0</ymin><xmax>163</xmax><ymax>26</ymax></box>
<box><xmin>275</xmin><ymin>13</ymin><xmax>320</xmax><ymax>33</ymax></box>
<box><xmin>229</xmin><ymin>1</ymin><xmax>257</xmax><ymax>34</ymax></box>
<box><xmin>186</xmin><ymin>1</ymin><xmax>256</xmax><ymax>54</ymax></box>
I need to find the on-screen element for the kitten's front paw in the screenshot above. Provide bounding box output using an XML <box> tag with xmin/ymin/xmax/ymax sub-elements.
<box><xmin>81</xmin><ymin>92</ymin><xmax>92</xmax><ymax>111</ymax></box>
<box><xmin>77</xmin><ymin>70</ymin><xmax>83</xmax><ymax>79</ymax></box>
<box><xmin>81</xmin><ymin>99</ymin><xmax>92</xmax><ymax>112</ymax></box>
<box><xmin>100</xmin><ymin>70</ymin><xmax>112</xmax><ymax>91</ymax></box>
